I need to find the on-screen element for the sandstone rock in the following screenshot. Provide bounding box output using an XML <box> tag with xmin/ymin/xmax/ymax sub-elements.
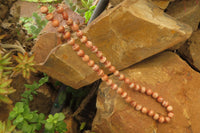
<box><xmin>166</xmin><ymin>0</ymin><xmax>200</xmax><ymax>31</ymax></box>
<box><xmin>178</xmin><ymin>30</ymin><xmax>200</xmax><ymax>71</ymax></box>
<box><xmin>33</xmin><ymin>0</ymin><xmax>192</xmax><ymax>89</ymax></box>
<box><xmin>92</xmin><ymin>52</ymin><xmax>200</xmax><ymax>133</ymax></box>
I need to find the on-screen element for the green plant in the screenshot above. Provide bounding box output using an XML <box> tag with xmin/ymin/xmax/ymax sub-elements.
<box><xmin>44</xmin><ymin>113</ymin><xmax>67</xmax><ymax>133</ymax></box>
<box><xmin>0</xmin><ymin>52</ymin><xmax>13</xmax><ymax>77</ymax></box>
<box><xmin>13</xmin><ymin>52</ymin><xmax>37</xmax><ymax>79</ymax></box>
<box><xmin>0</xmin><ymin>120</ymin><xmax>22</xmax><ymax>133</ymax></box>
<box><xmin>21</xmin><ymin>74</ymin><xmax>49</xmax><ymax>104</ymax></box>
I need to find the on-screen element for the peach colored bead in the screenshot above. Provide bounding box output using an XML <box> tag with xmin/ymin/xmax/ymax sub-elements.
<box><xmin>104</xmin><ymin>61</ymin><xmax>111</xmax><ymax>68</ymax></box>
<box><xmin>167</xmin><ymin>105</ymin><xmax>173</xmax><ymax>112</ymax></box>
<box><xmin>135</xmin><ymin>84</ymin><xmax>140</xmax><ymax>91</ymax></box>
<box><xmin>66</xmin><ymin>18</ymin><xmax>73</xmax><ymax>25</ymax></box>
<box><xmin>82</xmin><ymin>55</ymin><xmax>89</xmax><ymax>62</ymax></box>
<box><xmin>80</xmin><ymin>36</ymin><xmax>87</xmax><ymax>43</ymax></box>
<box><xmin>63</xmin><ymin>32</ymin><xmax>71</xmax><ymax>40</ymax></box>
<box><xmin>109</xmin><ymin>66</ymin><xmax>116</xmax><ymax>73</ymax></box>
<box><xmin>101</xmin><ymin>74</ymin><xmax>108</xmax><ymax>81</ymax></box>
<box><xmin>68</xmin><ymin>38</ymin><xmax>75</xmax><ymax>46</ymax></box>
<box><xmin>52</xmin><ymin>20</ymin><xmax>59</xmax><ymax>27</ymax></box>
<box><xmin>158</xmin><ymin>116</ymin><xmax>165</xmax><ymax>123</ymax></box>
<box><xmin>153</xmin><ymin>113</ymin><xmax>159</xmax><ymax>120</ymax></box>
<box><xmin>62</xmin><ymin>12</ymin><xmax>68</xmax><ymax>20</ymax></box>
<box><xmin>56</xmin><ymin>6</ymin><xmax>64</xmax><ymax>14</ymax></box>
<box><xmin>46</xmin><ymin>13</ymin><xmax>53</xmax><ymax>21</ymax></box>
<box><xmin>135</xmin><ymin>104</ymin><xmax>142</xmax><ymax>111</ymax></box>
<box><xmin>71</xmin><ymin>23</ymin><xmax>79</xmax><ymax>31</ymax></box>
<box><xmin>129</xmin><ymin>82</ymin><xmax>135</xmax><ymax>89</ymax></box>
<box><xmin>124</xmin><ymin>78</ymin><xmax>130</xmax><ymax>84</ymax></box>
<box><xmin>96</xmin><ymin>51</ymin><xmax>103</xmax><ymax>58</ymax></box>
<box><xmin>148</xmin><ymin>110</ymin><xmax>155</xmax><ymax>117</ymax></box>
<box><xmin>77</xmin><ymin>50</ymin><xmax>84</xmax><ymax>57</ymax></box>
<box><xmin>57</xmin><ymin>26</ymin><xmax>65</xmax><ymax>33</ymax></box>
<box><xmin>114</xmin><ymin>70</ymin><xmax>120</xmax><ymax>77</ymax></box>
<box><xmin>97</xmin><ymin>69</ymin><xmax>104</xmax><ymax>77</ymax></box>
<box><xmin>119</xmin><ymin>74</ymin><xmax>125</xmax><ymax>81</ymax></box>
<box><xmin>40</xmin><ymin>6</ymin><xmax>48</xmax><ymax>14</ymax></box>
<box><xmin>162</xmin><ymin>101</ymin><xmax>169</xmax><ymax>107</ymax></box>
<box><xmin>92</xmin><ymin>64</ymin><xmax>99</xmax><ymax>72</ymax></box>
<box><xmin>88</xmin><ymin>60</ymin><xmax>95</xmax><ymax>67</ymax></box>
<box><xmin>152</xmin><ymin>92</ymin><xmax>159</xmax><ymax>99</ymax></box>
<box><xmin>111</xmin><ymin>84</ymin><xmax>118</xmax><ymax>90</ymax></box>
<box><xmin>72</xmin><ymin>44</ymin><xmax>80</xmax><ymax>51</ymax></box>
<box><xmin>106</xmin><ymin>79</ymin><xmax>113</xmax><ymax>86</ymax></box>
<box><xmin>157</xmin><ymin>96</ymin><xmax>164</xmax><ymax>103</ymax></box>
<box><xmin>165</xmin><ymin>117</ymin><xmax>171</xmax><ymax>122</ymax></box>
<box><xmin>168</xmin><ymin>112</ymin><xmax>174</xmax><ymax>118</ymax></box>
<box><xmin>146</xmin><ymin>89</ymin><xmax>153</xmax><ymax>96</ymax></box>
<box><xmin>117</xmin><ymin>87</ymin><xmax>123</xmax><ymax>94</ymax></box>
<box><xmin>125</xmin><ymin>96</ymin><xmax>132</xmax><ymax>103</ymax></box>
<box><xmin>140</xmin><ymin>86</ymin><xmax>146</xmax><ymax>93</ymax></box>
<box><xmin>130</xmin><ymin>101</ymin><xmax>137</xmax><ymax>107</ymax></box>
<box><xmin>76</xmin><ymin>30</ymin><xmax>83</xmax><ymax>38</ymax></box>
<box><xmin>86</xmin><ymin>41</ymin><xmax>93</xmax><ymax>48</ymax></box>
<box><xmin>91</xmin><ymin>46</ymin><xmax>98</xmax><ymax>53</ymax></box>
<box><xmin>100</xmin><ymin>56</ymin><xmax>107</xmax><ymax>63</ymax></box>
<box><xmin>121</xmin><ymin>92</ymin><xmax>128</xmax><ymax>98</ymax></box>
<box><xmin>141</xmin><ymin>107</ymin><xmax>148</xmax><ymax>114</ymax></box>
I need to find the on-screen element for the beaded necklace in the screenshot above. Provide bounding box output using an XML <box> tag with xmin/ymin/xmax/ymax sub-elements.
<box><xmin>40</xmin><ymin>5</ymin><xmax>174</xmax><ymax>123</ymax></box>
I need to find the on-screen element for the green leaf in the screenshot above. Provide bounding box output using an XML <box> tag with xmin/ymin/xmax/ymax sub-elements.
<box><xmin>15</xmin><ymin>114</ymin><xmax>24</xmax><ymax>123</ymax></box>
<box><xmin>24</xmin><ymin>113</ymin><xmax>33</xmax><ymax>121</ymax></box>
<box><xmin>57</xmin><ymin>113</ymin><xmax>65</xmax><ymax>121</ymax></box>
<box><xmin>9</xmin><ymin>111</ymin><xmax>17</xmax><ymax>120</ymax></box>
<box><xmin>45</xmin><ymin>122</ymin><xmax>53</xmax><ymax>130</ymax></box>
<box><xmin>80</xmin><ymin>122</ymin><xmax>86</xmax><ymax>130</ymax></box>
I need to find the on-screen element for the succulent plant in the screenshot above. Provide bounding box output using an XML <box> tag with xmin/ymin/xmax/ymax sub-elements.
<box><xmin>0</xmin><ymin>52</ymin><xmax>13</xmax><ymax>77</ymax></box>
<box><xmin>0</xmin><ymin>120</ymin><xmax>16</xmax><ymax>133</ymax></box>
<box><xmin>13</xmin><ymin>52</ymin><xmax>37</xmax><ymax>79</ymax></box>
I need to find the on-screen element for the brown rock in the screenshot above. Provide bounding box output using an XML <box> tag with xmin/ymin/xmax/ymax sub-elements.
<box><xmin>92</xmin><ymin>52</ymin><xmax>200</xmax><ymax>133</ymax></box>
<box><xmin>179</xmin><ymin>30</ymin><xmax>200</xmax><ymax>71</ymax></box>
<box><xmin>166</xmin><ymin>0</ymin><xmax>200</xmax><ymax>31</ymax></box>
<box><xmin>33</xmin><ymin>0</ymin><xmax>192</xmax><ymax>89</ymax></box>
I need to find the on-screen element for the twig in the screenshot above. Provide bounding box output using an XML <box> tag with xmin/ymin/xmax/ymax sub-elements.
<box><xmin>0</xmin><ymin>41</ymin><xmax>26</xmax><ymax>54</ymax></box>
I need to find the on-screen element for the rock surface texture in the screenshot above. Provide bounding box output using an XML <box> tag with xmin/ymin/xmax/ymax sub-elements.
<box><xmin>33</xmin><ymin>0</ymin><xmax>192</xmax><ymax>89</ymax></box>
<box><xmin>92</xmin><ymin>52</ymin><xmax>200</xmax><ymax>133</ymax></box>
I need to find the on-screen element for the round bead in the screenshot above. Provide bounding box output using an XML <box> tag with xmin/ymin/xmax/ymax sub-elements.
<box><xmin>125</xmin><ymin>96</ymin><xmax>132</xmax><ymax>103</ymax></box>
<box><xmin>101</xmin><ymin>74</ymin><xmax>108</xmax><ymax>81</ymax></box>
<box><xmin>121</xmin><ymin>92</ymin><xmax>128</xmax><ymax>98</ymax></box>
<box><xmin>66</xmin><ymin>18</ymin><xmax>73</xmax><ymax>25</ymax></box>
<box><xmin>124</xmin><ymin>78</ymin><xmax>130</xmax><ymax>84</ymax></box>
<box><xmin>104</xmin><ymin>61</ymin><xmax>111</xmax><ymax>68</ymax></box>
<box><xmin>57</xmin><ymin>6</ymin><xmax>64</xmax><ymax>14</ymax></box>
<box><xmin>97</xmin><ymin>69</ymin><xmax>104</xmax><ymax>77</ymax></box>
<box><xmin>162</xmin><ymin>101</ymin><xmax>169</xmax><ymax>107</ymax></box>
<box><xmin>106</xmin><ymin>79</ymin><xmax>113</xmax><ymax>86</ymax></box>
<box><xmin>62</xmin><ymin>12</ymin><xmax>68</xmax><ymax>20</ymax></box>
<box><xmin>146</xmin><ymin>89</ymin><xmax>153</xmax><ymax>96</ymax></box>
<box><xmin>96</xmin><ymin>51</ymin><xmax>103</xmax><ymax>58</ymax></box>
<box><xmin>76</xmin><ymin>30</ymin><xmax>83</xmax><ymax>38</ymax></box>
<box><xmin>82</xmin><ymin>55</ymin><xmax>89</xmax><ymax>62</ymax></box>
<box><xmin>168</xmin><ymin>112</ymin><xmax>174</xmax><ymax>118</ymax></box>
<box><xmin>153</xmin><ymin>113</ymin><xmax>159</xmax><ymax>120</ymax></box>
<box><xmin>117</xmin><ymin>87</ymin><xmax>123</xmax><ymax>94</ymax></box>
<box><xmin>71</xmin><ymin>23</ymin><xmax>79</xmax><ymax>31</ymax></box>
<box><xmin>129</xmin><ymin>82</ymin><xmax>135</xmax><ymax>89</ymax></box>
<box><xmin>72</xmin><ymin>44</ymin><xmax>80</xmax><ymax>51</ymax></box>
<box><xmin>40</xmin><ymin>6</ymin><xmax>48</xmax><ymax>14</ymax></box>
<box><xmin>109</xmin><ymin>66</ymin><xmax>116</xmax><ymax>73</ymax></box>
<box><xmin>140</xmin><ymin>86</ymin><xmax>146</xmax><ymax>93</ymax></box>
<box><xmin>91</xmin><ymin>46</ymin><xmax>98</xmax><ymax>53</ymax></box>
<box><xmin>165</xmin><ymin>117</ymin><xmax>171</xmax><ymax>122</ymax></box>
<box><xmin>130</xmin><ymin>101</ymin><xmax>137</xmax><ymax>107</ymax></box>
<box><xmin>52</xmin><ymin>20</ymin><xmax>59</xmax><ymax>27</ymax></box>
<box><xmin>148</xmin><ymin>110</ymin><xmax>155</xmax><ymax>117</ymax></box>
<box><xmin>88</xmin><ymin>60</ymin><xmax>95</xmax><ymax>67</ymax></box>
<box><xmin>157</xmin><ymin>96</ymin><xmax>164</xmax><ymax>103</ymax></box>
<box><xmin>114</xmin><ymin>70</ymin><xmax>120</xmax><ymax>77</ymax></box>
<box><xmin>46</xmin><ymin>13</ymin><xmax>53</xmax><ymax>21</ymax></box>
<box><xmin>80</xmin><ymin>36</ymin><xmax>87</xmax><ymax>43</ymax></box>
<box><xmin>119</xmin><ymin>74</ymin><xmax>125</xmax><ymax>81</ymax></box>
<box><xmin>63</xmin><ymin>32</ymin><xmax>71</xmax><ymax>40</ymax></box>
<box><xmin>57</xmin><ymin>26</ymin><xmax>65</xmax><ymax>33</ymax></box>
<box><xmin>135</xmin><ymin>104</ymin><xmax>142</xmax><ymax>111</ymax></box>
<box><xmin>100</xmin><ymin>56</ymin><xmax>107</xmax><ymax>64</ymax></box>
<box><xmin>135</xmin><ymin>84</ymin><xmax>140</xmax><ymax>91</ymax></box>
<box><xmin>158</xmin><ymin>116</ymin><xmax>165</xmax><ymax>123</ymax></box>
<box><xmin>167</xmin><ymin>105</ymin><xmax>173</xmax><ymax>112</ymax></box>
<box><xmin>68</xmin><ymin>38</ymin><xmax>75</xmax><ymax>46</ymax></box>
<box><xmin>77</xmin><ymin>50</ymin><xmax>84</xmax><ymax>57</ymax></box>
<box><xmin>92</xmin><ymin>64</ymin><xmax>99</xmax><ymax>72</ymax></box>
<box><xmin>141</xmin><ymin>107</ymin><xmax>148</xmax><ymax>114</ymax></box>
<box><xmin>152</xmin><ymin>92</ymin><xmax>159</xmax><ymax>99</ymax></box>
<box><xmin>111</xmin><ymin>84</ymin><xmax>118</xmax><ymax>90</ymax></box>
<box><xmin>86</xmin><ymin>41</ymin><xmax>93</xmax><ymax>48</ymax></box>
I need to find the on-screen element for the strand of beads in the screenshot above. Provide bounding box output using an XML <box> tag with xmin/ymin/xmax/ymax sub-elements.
<box><xmin>40</xmin><ymin>5</ymin><xmax>174</xmax><ymax>123</ymax></box>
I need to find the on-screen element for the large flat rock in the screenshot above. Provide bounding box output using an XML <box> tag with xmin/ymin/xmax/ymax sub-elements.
<box><xmin>33</xmin><ymin>0</ymin><xmax>192</xmax><ymax>89</ymax></box>
<box><xmin>92</xmin><ymin>52</ymin><xmax>200</xmax><ymax>133</ymax></box>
